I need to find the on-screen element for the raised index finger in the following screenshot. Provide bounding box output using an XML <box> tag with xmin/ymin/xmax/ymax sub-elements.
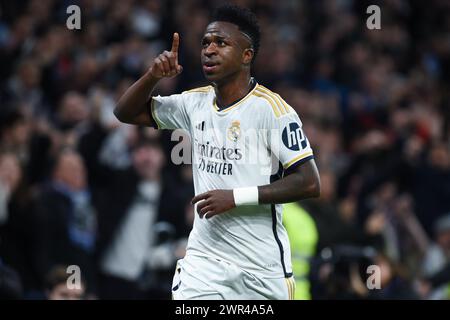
<box><xmin>171</xmin><ymin>32</ymin><xmax>180</xmax><ymax>54</ymax></box>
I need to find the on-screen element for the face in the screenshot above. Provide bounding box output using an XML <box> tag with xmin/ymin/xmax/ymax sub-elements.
<box><xmin>437</xmin><ymin>230</ymin><xmax>450</xmax><ymax>254</ymax></box>
<box><xmin>0</xmin><ymin>153</ymin><xmax>22</xmax><ymax>192</ymax></box>
<box><xmin>19</xmin><ymin>61</ymin><xmax>41</xmax><ymax>89</ymax></box>
<box><xmin>430</xmin><ymin>143</ymin><xmax>450</xmax><ymax>170</ymax></box>
<box><xmin>201</xmin><ymin>21</ymin><xmax>253</xmax><ymax>83</ymax></box>
<box><xmin>132</xmin><ymin>144</ymin><xmax>165</xmax><ymax>181</ymax></box>
<box><xmin>59</xmin><ymin>93</ymin><xmax>89</xmax><ymax>126</ymax></box>
<box><xmin>319</xmin><ymin>171</ymin><xmax>336</xmax><ymax>202</ymax></box>
<box><xmin>2</xmin><ymin>117</ymin><xmax>31</xmax><ymax>147</ymax></box>
<box><xmin>54</xmin><ymin>152</ymin><xmax>87</xmax><ymax>191</ymax></box>
<box><xmin>48</xmin><ymin>283</ymin><xmax>85</xmax><ymax>300</ymax></box>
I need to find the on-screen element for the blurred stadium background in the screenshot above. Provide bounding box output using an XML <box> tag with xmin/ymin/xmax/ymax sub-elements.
<box><xmin>0</xmin><ymin>0</ymin><xmax>449</xmax><ymax>300</ymax></box>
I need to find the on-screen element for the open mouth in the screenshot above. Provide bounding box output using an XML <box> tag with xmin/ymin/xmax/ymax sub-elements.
<box><xmin>203</xmin><ymin>61</ymin><xmax>219</xmax><ymax>73</ymax></box>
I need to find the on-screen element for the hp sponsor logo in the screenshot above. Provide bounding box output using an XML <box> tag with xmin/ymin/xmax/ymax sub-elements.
<box><xmin>282</xmin><ymin>122</ymin><xmax>307</xmax><ymax>151</ymax></box>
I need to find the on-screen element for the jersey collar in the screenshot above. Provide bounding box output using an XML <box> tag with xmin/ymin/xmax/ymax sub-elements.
<box><xmin>213</xmin><ymin>78</ymin><xmax>258</xmax><ymax>114</ymax></box>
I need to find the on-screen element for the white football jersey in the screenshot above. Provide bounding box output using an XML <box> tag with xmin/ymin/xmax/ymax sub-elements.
<box><xmin>150</xmin><ymin>80</ymin><xmax>314</xmax><ymax>279</ymax></box>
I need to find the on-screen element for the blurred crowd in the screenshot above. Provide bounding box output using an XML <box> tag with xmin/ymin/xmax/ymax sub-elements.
<box><xmin>1</xmin><ymin>0</ymin><xmax>449</xmax><ymax>299</ymax></box>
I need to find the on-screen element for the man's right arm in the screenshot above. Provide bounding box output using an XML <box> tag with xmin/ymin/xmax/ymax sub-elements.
<box><xmin>114</xmin><ymin>33</ymin><xmax>183</xmax><ymax>126</ymax></box>
<box><xmin>114</xmin><ymin>72</ymin><xmax>160</xmax><ymax>126</ymax></box>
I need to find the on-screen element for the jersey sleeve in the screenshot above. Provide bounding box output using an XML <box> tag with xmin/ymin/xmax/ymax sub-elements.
<box><xmin>266</xmin><ymin>106</ymin><xmax>314</xmax><ymax>172</ymax></box>
<box><xmin>150</xmin><ymin>93</ymin><xmax>190</xmax><ymax>131</ymax></box>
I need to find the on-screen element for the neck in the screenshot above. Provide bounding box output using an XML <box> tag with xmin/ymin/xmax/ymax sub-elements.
<box><xmin>213</xmin><ymin>72</ymin><xmax>252</xmax><ymax>108</ymax></box>
<box><xmin>141</xmin><ymin>172</ymin><xmax>160</xmax><ymax>183</ymax></box>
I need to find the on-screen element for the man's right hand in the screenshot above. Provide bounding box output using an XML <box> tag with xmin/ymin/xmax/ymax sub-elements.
<box><xmin>150</xmin><ymin>32</ymin><xmax>183</xmax><ymax>79</ymax></box>
<box><xmin>114</xmin><ymin>33</ymin><xmax>183</xmax><ymax>125</ymax></box>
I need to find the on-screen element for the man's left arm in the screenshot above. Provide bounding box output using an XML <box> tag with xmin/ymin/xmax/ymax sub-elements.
<box><xmin>258</xmin><ymin>158</ymin><xmax>320</xmax><ymax>204</ymax></box>
<box><xmin>192</xmin><ymin>160</ymin><xmax>320</xmax><ymax>219</ymax></box>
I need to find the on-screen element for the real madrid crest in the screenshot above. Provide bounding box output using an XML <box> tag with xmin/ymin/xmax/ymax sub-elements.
<box><xmin>227</xmin><ymin>120</ymin><xmax>241</xmax><ymax>142</ymax></box>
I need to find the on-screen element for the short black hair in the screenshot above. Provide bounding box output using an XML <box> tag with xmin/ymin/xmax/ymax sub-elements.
<box><xmin>0</xmin><ymin>109</ymin><xmax>25</xmax><ymax>131</ymax></box>
<box><xmin>211</xmin><ymin>4</ymin><xmax>261</xmax><ymax>62</ymax></box>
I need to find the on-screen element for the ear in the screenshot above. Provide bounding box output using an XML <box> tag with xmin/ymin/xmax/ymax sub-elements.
<box><xmin>242</xmin><ymin>48</ymin><xmax>254</xmax><ymax>66</ymax></box>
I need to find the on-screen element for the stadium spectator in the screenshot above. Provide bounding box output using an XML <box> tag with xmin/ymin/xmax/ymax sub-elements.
<box><xmin>96</xmin><ymin>136</ymin><xmax>190</xmax><ymax>299</ymax></box>
<box><xmin>419</xmin><ymin>213</ymin><xmax>450</xmax><ymax>299</ymax></box>
<box><xmin>44</xmin><ymin>265</ymin><xmax>86</xmax><ymax>300</ymax></box>
<box><xmin>33</xmin><ymin>148</ymin><xmax>97</xmax><ymax>296</ymax></box>
<box><xmin>0</xmin><ymin>151</ymin><xmax>38</xmax><ymax>297</ymax></box>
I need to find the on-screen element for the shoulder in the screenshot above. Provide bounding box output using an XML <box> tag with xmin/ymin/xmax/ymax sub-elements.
<box><xmin>251</xmin><ymin>84</ymin><xmax>296</xmax><ymax>119</ymax></box>
<box><xmin>182</xmin><ymin>85</ymin><xmax>213</xmax><ymax>95</ymax></box>
<box><xmin>179</xmin><ymin>85</ymin><xmax>213</xmax><ymax>106</ymax></box>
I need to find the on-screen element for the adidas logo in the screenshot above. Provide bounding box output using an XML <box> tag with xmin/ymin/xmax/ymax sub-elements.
<box><xmin>195</xmin><ymin>121</ymin><xmax>205</xmax><ymax>131</ymax></box>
